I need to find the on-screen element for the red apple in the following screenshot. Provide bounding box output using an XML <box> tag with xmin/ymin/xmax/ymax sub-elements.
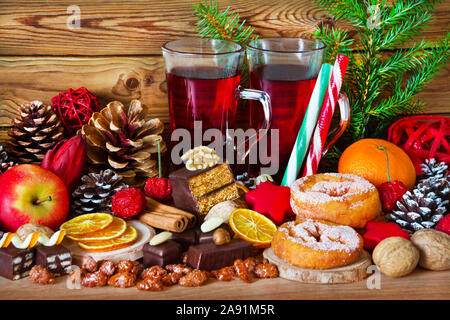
<box><xmin>0</xmin><ymin>164</ymin><xmax>69</xmax><ymax>232</ymax></box>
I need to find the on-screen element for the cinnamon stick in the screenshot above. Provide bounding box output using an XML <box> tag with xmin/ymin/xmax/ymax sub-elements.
<box><xmin>139</xmin><ymin>198</ymin><xmax>197</xmax><ymax>232</ymax></box>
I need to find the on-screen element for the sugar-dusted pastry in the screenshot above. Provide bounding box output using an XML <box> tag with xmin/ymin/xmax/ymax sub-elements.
<box><xmin>271</xmin><ymin>219</ymin><xmax>363</xmax><ymax>269</ymax></box>
<box><xmin>290</xmin><ymin>173</ymin><xmax>382</xmax><ymax>228</ymax></box>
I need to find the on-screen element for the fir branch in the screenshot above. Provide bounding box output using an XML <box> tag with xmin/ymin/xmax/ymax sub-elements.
<box><xmin>313</xmin><ymin>26</ymin><xmax>353</xmax><ymax>64</ymax></box>
<box><xmin>193</xmin><ymin>0</ymin><xmax>257</xmax><ymax>47</ymax></box>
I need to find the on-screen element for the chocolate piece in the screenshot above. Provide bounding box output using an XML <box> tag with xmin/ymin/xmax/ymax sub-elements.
<box><xmin>0</xmin><ymin>245</ymin><xmax>34</xmax><ymax>280</ymax></box>
<box><xmin>169</xmin><ymin>163</ymin><xmax>239</xmax><ymax>216</ymax></box>
<box><xmin>143</xmin><ymin>240</ymin><xmax>182</xmax><ymax>267</ymax></box>
<box><xmin>197</xmin><ymin>224</ymin><xmax>232</xmax><ymax>244</ymax></box>
<box><xmin>170</xmin><ymin>229</ymin><xmax>197</xmax><ymax>251</ymax></box>
<box><xmin>186</xmin><ymin>239</ymin><xmax>254</xmax><ymax>270</ymax></box>
<box><xmin>36</xmin><ymin>245</ymin><xmax>72</xmax><ymax>276</ymax></box>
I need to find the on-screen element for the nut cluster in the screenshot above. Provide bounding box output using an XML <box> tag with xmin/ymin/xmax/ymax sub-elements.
<box><xmin>181</xmin><ymin>146</ymin><xmax>220</xmax><ymax>171</ymax></box>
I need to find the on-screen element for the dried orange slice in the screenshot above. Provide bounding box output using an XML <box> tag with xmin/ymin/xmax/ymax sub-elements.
<box><xmin>77</xmin><ymin>225</ymin><xmax>138</xmax><ymax>252</ymax></box>
<box><xmin>60</xmin><ymin>213</ymin><xmax>113</xmax><ymax>235</ymax></box>
<box><xmin>235</xmin><ymin>182</ymin><xmax>249</xmax><ymax>198</ymax></box>
<box><xmin>67</xmin><ymin>217</ymin><xmax>127</xmax><ymax>242</ymax></box>
<box><xmin>229</xmin><ymin>208</ymin><xmax>277</xmax><ymax>248</ymax></box>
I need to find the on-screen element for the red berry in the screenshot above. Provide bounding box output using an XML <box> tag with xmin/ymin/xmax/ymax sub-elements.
<box><xmin>112</xmin><ymin>188</ymin><xmax>146</xmax><ymax>219</ymax></box>
<box><xmin>144</xmin><ymin>177</ymin><xmax>172</xmax><ymax>202</ymax></box>
<box><xmin>363</xmin><ymin>221</ymin><xmax>410</xmax><ymax>250</ymax></box>
<box><xmin>378</xmin><ymin>180</ymin><xmax>408</xmax><ymax>212</ymax></box>
<box><xmin>436</xmin><ymin>215</ymin><xmax>450</xmax><ymax>235</ymax></box>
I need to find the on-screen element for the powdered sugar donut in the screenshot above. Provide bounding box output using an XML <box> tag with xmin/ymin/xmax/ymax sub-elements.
<box><xmin>290</xmin><ymin>173</ymin><xmax>381</xmax><ymax>228</ymax></box>
<box><xmin>271</xmin><ymin>219</ymin><xmax>363</xmax><ymax>269</ymax></box>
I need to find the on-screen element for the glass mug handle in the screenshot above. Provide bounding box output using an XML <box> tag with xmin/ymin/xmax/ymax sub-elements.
<box><xmin>322</xmin><ymin>92</ymin><xmax>351</xmax><ymax>156</ymax></box>
<box><xmin>235</xmin><ymin>85</ymin><xmax>272</xmax><ymax>161</ymax></box>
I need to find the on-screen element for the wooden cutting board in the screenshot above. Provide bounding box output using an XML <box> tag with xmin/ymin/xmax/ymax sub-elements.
<box><xmin>263</xmin><ymin>248</ymin><xmax>372</xmax><ymax>284</ymax></box>
<box><xmin>64</xmin><ymin>220</ymin><xmax>155</xmax><ymax>265</ymax></box>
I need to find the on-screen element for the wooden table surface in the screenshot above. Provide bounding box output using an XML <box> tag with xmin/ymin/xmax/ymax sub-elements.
<box><xmin>1</xmin><ymin>269</ymin><xmax>449</xmax><ymax>300</ymax></box>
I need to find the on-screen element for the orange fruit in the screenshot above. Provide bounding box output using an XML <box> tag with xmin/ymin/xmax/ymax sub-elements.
<box><xmin>338</xmin><ymin>139</ymin><xmax>416</xmax><ymax>190</ymax></box>
<box><xmin>229</xmin><ymin>208</ymin><xmax>277</xmax><ymax>248</ymax></box>
<box><xmin>60</xmin><ymin>213</ymin><xmax>113</xmax><ymax>235</ymax></box>
<box><xmin>66</xmin><ymin>217</ymin><xmax>127</xmax><ymax>242</ymax></box>
<box><xmin>77</xmin><ymin>225</ymin><xmax>138</xmax><ymax>252</ymax></box>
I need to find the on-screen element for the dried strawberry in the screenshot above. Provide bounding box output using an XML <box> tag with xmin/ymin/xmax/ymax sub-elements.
<box><xmin>144</xmin><ymin>177</ymin><xmax>172</xmax><ymax>202</ymax></box>
<box><xmin>112</xmin><ymin>188</ymin><xmax>146</xmax><ymax>219</ymax></box>
<box><xmin>363</xmin><ymin>221</ymin><xmax>410</xmax><ymax>250</ymax></box>
<box><xmin>436</xmin><ymin>214</ymin><xmax>450</xmax><ymax>235</ymax></box>
<box><xmin>378</xmin><ymin>180</ymin><xmax>408</xmax><ymax>212</ymax></box>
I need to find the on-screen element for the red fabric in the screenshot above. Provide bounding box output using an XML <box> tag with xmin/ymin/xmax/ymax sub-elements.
<box><xmin>245</xmin><ymin>181</ymin><xmax>294</xmax><ymax>225</ymax></box>
<box><xmin>388</xmin><ymin>115</ymin><xmax>450</xmax><ymax>174</ymax></box>
<box><xmin>363</xmin><ymin>221</ymin><xmax>410</xmax><ymax>250</ymax></box>
<box><xmin>436</xmin><ymin>215</ymin><xmax>450</xmax><ymax>235</ymax></box>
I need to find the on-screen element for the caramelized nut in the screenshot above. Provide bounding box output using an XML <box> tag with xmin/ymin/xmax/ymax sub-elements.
<box><xmin>213</xmin><ymin>228</ymin><xmax>231</xmax><ymax>246</ymax></box>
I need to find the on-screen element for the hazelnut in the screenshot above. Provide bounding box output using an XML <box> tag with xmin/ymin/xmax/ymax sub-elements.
<box><xmin>372</xmin><ymin>237</ymin><xmax>419</xmax><ymax>278</ymax></box>
<box><xmin>411</xmin><ymin>229</ymin><xmax>450</xmax><ymax>271</ymax></box>
<box><xmin>213</xmin><ymin>228</ymin><xmax>231</xmax><ymax>246</ymax></box>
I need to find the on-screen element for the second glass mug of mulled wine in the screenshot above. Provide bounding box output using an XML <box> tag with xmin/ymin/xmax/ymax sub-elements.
<box><xmin>162</xmin><ymin>38</ymin><xmax>271</xmax><ymax>160</ymax></box>
<box><xmin>247</xmin><ymin>38</ymin><xmax>349</xmax><ymax>180</ymax></box>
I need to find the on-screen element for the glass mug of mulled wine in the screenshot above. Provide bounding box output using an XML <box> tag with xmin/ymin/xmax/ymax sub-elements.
<box><xmin>246</xmin><ymin>38</ymin><xmax>349</xmax><ymax>180</ymax></box>
<box><xmin>162</xmin><ymin>38</ymin><xmax>271</xmax><ymax>162</ymax></box>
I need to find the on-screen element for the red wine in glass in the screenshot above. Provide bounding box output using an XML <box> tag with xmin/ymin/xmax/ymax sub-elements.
<box><xmin>250</xmin><ymin>64</ymin><xmax>317</xmax><ymax>180</ymax></box>
<box><xmin>167</xmin><ymin>66</ymin><xmax>241</xmax><ymax>137</ymax></box>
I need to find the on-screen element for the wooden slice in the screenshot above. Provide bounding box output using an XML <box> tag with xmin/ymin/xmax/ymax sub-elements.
<box><xmin>263</xmin><ymin>248</ymin><xmax>372</xmax><ymax>284</ymax></box>
<box><xmin>64</xmin><ymin>220</ymin><xmax>155</xmax><ymax>265</ymax></box>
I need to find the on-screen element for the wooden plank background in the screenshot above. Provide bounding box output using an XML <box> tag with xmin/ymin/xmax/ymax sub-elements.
<box><xmin>0</xmin><ymin>0</ymin><xmax>448</xmax><ymax>145</ymax></box>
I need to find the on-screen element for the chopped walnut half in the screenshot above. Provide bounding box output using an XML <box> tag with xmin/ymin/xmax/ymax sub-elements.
<box><xmin>178</xmin><ymin>269</ymin><xmax>209</xmax><ymax>287</ymax></box>
<box><xmin>136</xmin><ymin>278</ymin><xmax>164</xmax><ymax>291</ymax></box>
<box><xmin>81</xmin><ymin>271</ymin><xmax>108</xmax><ymax>287</ymax></box>
<box><xmin>108</xmin><ymin>272</ymin><xmax>136</xmax><ymax>288</ymax></box>
<box><xmin>29</xmin><ymin>265</ymin><xmax>55</xmax><ymax>285</ymax></box>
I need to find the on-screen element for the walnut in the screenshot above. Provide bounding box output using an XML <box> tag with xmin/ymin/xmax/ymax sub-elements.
<box><xmin>98</xmin><ymin>260</ymin><xmax>116</xmax><ymax>277</ymax></box>
<box><xmin>17</xmin><ymin>223</ymin><xmax>54</xmax><ymax>241</ymax></box>
<box><xmin>181</xmin><ymin>146</ymin><xmax>220</xmax><ymax>171</ymax></box>
<box><xmin>142</xmin><ymin>266</ymin><xmax>167</xmax><ymax>280</ymax></box>
<box><xmin>136</xmin><ymin>278</ymin><xmax>164</xmax><ymax>291</ymax></box>
<box><xmin>211</xmin><ymin>266</ymin><xmax>235</xmax><ymax>281</ymax></box>
<box><xmin>165</xmin><ymin>264</ymin><xmax>192</xmax><ymax>275</ymax></box>
<box><xmin>81</xmin><ymin>271</ymin><xmax>108</xmax><ymax>287</ymax></box>
<box><xmin>254</xmin><ymin>263</ymin><xmax>279</xmax><ymax>279</ymax></box>
<box><xmin>82</xmin><ymin>256</ymin><xmax>98</xmax><ymax>273</ymax></box>
<box><xmin>29</xmin><ymin>265</ymin><xmax>55</xmax><ymax>285</ymax></box>
<box><xmin>179</xmin><ymin>270</ymin><xmax>209</xmax><ymax>287</ymax></box>
<box><xmin>116</xmin><ymin>260</ymin><xmax>133</xmax><ymax>273</ymax></box>
<box><xmin>213</xmin><ymin>228</ymin><xmax>231</xmax><ymax>246</ymax></box>
<box><xmin>162</xmin><ymin>272</ymin><xmax>183</xmax><ymax>286</ymax></box>
<box><xmin>234</xmin><ymin>259</ymin><xmax>251</xmax><ymax>283</ymax></box>
<box><xmin>411</xmin><ymin>229</ymin><xmax>450</xmax><ymax>271</ymax></box>
<box><xmin>130</xmin><ymin>261</ymin><xmax>144</xmax><ymax>276</ymax></box>
<box><xmin>108</xmin><ymin>272</ymin><xmax>136</xmax><ymax>288</ymax></box>
<box><xmin>373</xmin><ymin>237</ymin><xmax>420</xmax><ymax>277</ymax></box>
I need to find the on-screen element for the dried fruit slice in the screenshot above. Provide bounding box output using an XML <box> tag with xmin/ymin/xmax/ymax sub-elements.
<box><xmin>77</xmin><ymin>225</ymin><xmax>138</xmax><ymax>252</ymax></box>
<box><xmin>229</xmin><ymin>208</ymin><xmax>277</xmax><ymax>248</ymax></box>
<box><xmin>67</xmin><ymin>217</ymin><xmax>127</xmax><ymax>242</ymax></box>
<box><xmin>60</xmin><ymin>213</ymin><xmax>113</xmax><ymax>235</ymax></box>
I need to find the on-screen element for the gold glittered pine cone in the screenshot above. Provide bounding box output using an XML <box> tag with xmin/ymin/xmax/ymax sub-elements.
<box><xmin>81</xmin><ymin>99</ymin><xmax>166</xmax><ymax>186</ymax></box>
<box><xmin>8</xmin><ymin>100</ymin><xmax>64</xmax><ymax>164</ymax></box>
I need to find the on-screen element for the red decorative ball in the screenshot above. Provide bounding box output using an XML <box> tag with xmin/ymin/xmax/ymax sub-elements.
<box><xmin>144</xmin><ymin>177</ymin><xmax>172</xmax><ymax>202</ymax></box>
<box><xmin>51</xmin><ymin>87</ymin><xmax>100</xmax><ymax>136</ymax></box>
<box><xmin>378</xmin><ymin>180</ymin><xmax>408</xmax><ymax>212</ymax></box>
<box><xmin>436</xmin><ymin>215</ymin><xmax>450</xmax><ymax>235</ymax></box>
<box><xmin>112</xmin><ymin>188</ymin><xmax>146</xmax><ymax>220</ymax></box>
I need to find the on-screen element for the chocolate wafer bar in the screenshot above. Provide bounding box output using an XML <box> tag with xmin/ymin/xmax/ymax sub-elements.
<box><xmin>0</xmin><ymin>245</ymin><xmax>34</xmax><ymax>280</ymax></box>
<box><xmin>36</xmin><ymin>245</ymin><xmax>72</xmax><ymax>276</ymax></box>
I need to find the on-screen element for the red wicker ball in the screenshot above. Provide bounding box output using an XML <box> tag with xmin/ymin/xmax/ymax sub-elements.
<box><xmin>51</xmin><ymin>87</ymin><xmax>100</xmax><ymax>136</ymax></box>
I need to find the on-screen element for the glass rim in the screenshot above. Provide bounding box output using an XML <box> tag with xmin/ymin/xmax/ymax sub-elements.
<box><xmin>161</xmin><ymin>38</ymin><xmax>244</xmax><ymax>56</ymax></box>
<box><xmin>247</xmin><ymin>38</ymin><xmax>327</xmax><ymax>54</ymax></box>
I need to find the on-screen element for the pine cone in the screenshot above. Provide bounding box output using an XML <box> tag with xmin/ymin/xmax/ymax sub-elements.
<box><xmin>71</xmin><ymin>169</ymin><xmax>127</xmax><ymax>217</ymax></box>
<box><xmin>8</xmin><ymin>101</ymin><xmax>64</xmax><ymax>164</ymax></box>
<box><xmin>388</xmin><ymin>187</ymin><xmax>448</xmax><ymax>234</ymax></box>
<box><xmin>0</xmin><ymin>145</ymin><xmax>16</xmax><ymax>173</ymax></box>
<box><xmin>80</xmin><ymin>100</ymin><xmax>165</xmax><ymax>186</ymax></box>
<box><xmin>420</xmin><ymin>158</ymin><xmax>448</xmax><ymax>181</ymax></box>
